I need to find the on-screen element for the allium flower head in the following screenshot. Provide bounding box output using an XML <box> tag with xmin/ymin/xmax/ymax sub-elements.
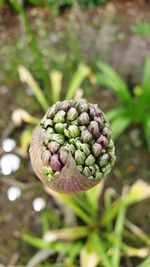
<box><xmin>29</xmin><ymin>100</ymin><xmax>116</xmax><ymax>194</ymax></box>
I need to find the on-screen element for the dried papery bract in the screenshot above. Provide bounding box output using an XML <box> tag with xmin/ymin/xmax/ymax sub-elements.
<box><xmin>29</xmin><ymin>100</ymin><xmax>116</xmax><ymax>194</ymax></box>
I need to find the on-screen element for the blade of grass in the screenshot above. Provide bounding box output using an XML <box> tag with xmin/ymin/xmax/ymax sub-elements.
<box><xmin>111</xmin><ymin>206</ymin><xmax>126</xmax><ymax>267</ymax></box>
<box><xmin>143</xmin><ymin>116</ymin><xmax>150</xmax><ymax>152</ymax></box>
<box><xmin>97</xmin><ymin>61</ymin><xmax>132</xmax><ymax>105</ymax></box>
<box><xmin>93</xmin><ymin>233</ymin><xmax>112</xmax><ymax>267</ymax></box>
<box><xmin>65</xmin><ymin>64</ymin><xmax>90</xmax><ymax>100</ymax></box>
<box><xmin>18</xmin><ymin>66</ymin><xmax>49</xmax><ymax>112</ymax></box>
<box><xmin>43</xmin><ymin>226</ymin><xmax>89</xmax><ymax>242</ymax></box>
<box><xmin>110</xmin><ymin>115</ymin><xmax>132</xmax><ymax>139</ymax></box>
<box><xmin>106</xmin><ymin>107</ymin><xmax>128</xmax><ymax>122</ymax></box>
<box><xmin>50</xmin><ymin>71</ymin><xmax>63</xmax><ymax>103</ymax></box>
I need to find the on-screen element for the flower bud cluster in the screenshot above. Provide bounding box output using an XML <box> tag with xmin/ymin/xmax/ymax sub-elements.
<box><xmin>40</xmin><ymin>100</ymin><xmax>115</xmax><ymax>181</ymax></box>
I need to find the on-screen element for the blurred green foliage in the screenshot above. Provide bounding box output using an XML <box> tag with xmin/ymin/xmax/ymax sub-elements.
<box><xmin>96</xmin><ymin>58</ymin><xmax>150</xmax><ymax>152</ymax></box>
<box><xmin>5</xmin><ymin>0</ymin><xmax>108</xmax><ymax>14</ymax></box>
<box><xmin>131</xmin><ymin>21</ymin><xmax>150</xmax><ymax>37</ymax></box>
<box><xmin>23</xmin><ymin>180</ymin><xmax>150</xmax><ymax>266</ymax></box>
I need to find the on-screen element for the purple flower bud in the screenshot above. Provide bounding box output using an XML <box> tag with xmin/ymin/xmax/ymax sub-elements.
<box><xmin>41</xmin><ymin>150</ymin><xmax>51</xmax><ymax>165</ymax></box>
<box><xmin>92</xmin><ymin>143</ymin><xmax>102</xmax><ymax>157</ymax></box>
<box><xmin>81</xmin><ymin>130</ymin><xmax>92</xmax><ymax>144</ymax></box>
<box><xmin>89</xmin><ymin>106</ymin><xmax>98</xmax><ymax>119</ymax></box>
<box><xmin>96</xmin><ymin>135</ymin><xmax>108</xmax><ymax>149</ymax></box>
<box><xmin>47</xmin><ymin>103</ymin><xmax>60</xmax><ymax>119</ymax></box>
<box><xmin>78</xmin><ymin>112</ymin><xmax>90</xmax><ymax>126</ymax></box>
<box><xmin>59</xmin><ymin>150</ymin><xmax>69</xmax><ymax>165</ymax></box>
<box><xmin>88</xmin><ymin>121</ymin><xmax>100</xmax><ymax>138</ymax></box>
<box><xmin>94</xmin><ymin>116</ymin><xmax>104</xmax><ymax>130</ymax></box>
<box><xmin>48</xmin><ymin>141</ymin><xmax>60</xmax><ymax>154</ymax></box>
<box><xmin>60</xmin><ymin>101</ymin><xmax>71</xmax><ymax>111</ymax></box>
<box><xmin>50</xmin><ymin>154</ymin><xmax>62</xmax><ymax>171</ymax></box>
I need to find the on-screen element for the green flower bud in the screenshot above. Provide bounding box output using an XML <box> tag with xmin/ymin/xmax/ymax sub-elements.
<box><xmin>48</xmin><ymin>141</ymin><xmax>60</xmax><ymax>154</ymax></box>
<box><xmin>85</xmin><ymin>154</ymin><xmax>95</xmax><ymax>166</ymax></box>
<box><xmin>78</xmin><ymin>112</ymin><xmax>90</xmax><ymax>125</ymax></box>
<box><xmin>67</xmin><ymin>107</ymin><xmax>78</xmax><ymax>121</ymax></box>
<box><xmin>89</xmin><ymin>166</ymin><xmax>95</xmax><ymax>175</ymax></box>
<box><xmin>101</xmin><ymin>164</ymin><xmax>111</xmax><ymax>175</ymax></box>
<box><xmin>94</xmin><ymin>164</ymin><xmax>99</xmax><ymax>171</ymax></box>
<box><xmin>81</xmin><ymin>130</ymin><xmax>92</xmax><ymax>144</ymax></box>
<box><xmin>102</xmin><ymin>126</ymin><xmax>111</xmax><ymax>140</ymax></box>
<box><xmin>77</xmin><ymin>165</ymin><xmax>83</xmax><ymax>172</ymax></box>
<box><xmin>49</xmin><ymin>134</ymin><xmax>65</xmax><ymax>145</ymax></box>
<box><xmin>68</xmin><ymin>125</ymin><xmax>80</xmax><ymax>138</ymax></box>
<box><xmin>75</xmin><ymin>150</ymin><xmax>86</xmax><ymax>165</ymax></box>
<box><xmin>63</xmin><ymin>144</ymin><xmax>75</xmax><ymax>155</ymax></box>
<box><xmin>71</xmin><ymin>119</ymin><xmax>78</xmax><ymax>125</ymax></box>
<box><xmin>79</xmin><ymin>126</ymin><xmax>86</xmax><ymax>132</ymax></box>
<box><xmin>54</xmin><ymin>123</ymin><xmax>67</xmax><ymax>133</ymax></box>
<box><xmin>83</xmin><ymin>166</ymin><xmax>92</xmax><ymax>177</ymax></box>
<box><xmin>99</xmin><ymin>154</ymin><xmax>109</xmax><ymax>167</ymax></box>
<box><xmin>47</xmin><ymin>127</ymin><xmax>55</xmax><ymax>134</ymax></box>
<box><xmin>53</xmin><ymin>110</ymin><xmax>66</xmax><ymax>123</ymax></box>
<box><xmin>81</xmin><ymin>143</ymin><xmax>90</xmax><ymax>156</ymax></box>
<box><xmin>43</xmin><ymin>166</ymin><xmax>54</xmax><ymax>181</ymax></box>
<box><xmin>75</xmin><ymin>140</ymin><xmax>83</xmax><ymax>149</ymax></box>
<box><xmin>92</xmin><ymin>143</ymin><xmax>102</xmax><ymax>157</ymax></box>
<box><xmin>43</xmin><ymin>119</ymin><xmax>53</xmax><ymax>128</ymax></box>
<box><xmin>95</xmin><ymin>171</ymin><xmax>103</xmax><ymax>180</ymax></box>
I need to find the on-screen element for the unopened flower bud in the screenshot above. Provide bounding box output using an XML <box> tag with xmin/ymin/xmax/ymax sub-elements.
<box><xmin>49</xmin><ymin>134</ymin><xmax>65</xmax><ymax>145</ymax></box>
<box><xmin>81</xmin><ymin>130</ymin><xmax>92</xmax><ymax>143</ymax></box>
<box><xmin>47</xmin><ymin>103</ymin><xmax>60</xmax><ymax>119</ymax></box>
<box><xmin>50</xmin><ymin>154</ymin><xmax>62</xmax><ymax>171</ymax></box>
<box><xmin>75</xmin><ymin>150</ymin><xmax>86</xmax><ymax>165</ymax></box>
<box><xmin>81</xmin><ymin>143</ymin><xmax>90</xmax><ymax>156</ymax></box>
<box><xmin>60</xmin><ymin>101</ymin><xmax>71</xmax><ymax>111</ymax></box>
<box><xmin>96</xmin><ymin>135</ymin><xmax>108</xmax><ymax>149</ymax></box>
<box><xmin>54</xmin><ymin>123</ymin><xmax>67</xmax><ymax>133</ymax></box>
<box><xmin>41</xmin><ymin>150</ymin><xmax>51</xmax><ymax>165</ymax></box>
<box><xmin>67</xmin><ymin>107</ymin><xmax>78</xmax><ymax>121</ymax></box>
<box><xmin>59</xmin><ymin>149</ymin><xmax>69</xmax><ymax>165</ymax></box>
<box><xmin>88</xmin><ymin>121</ymin><xmax>100</xmax><ymax>138</ymax></box>
<box><xmin>43</xmin><ymin>119</ymin><xmax>53</xmax><ymax>128</ymax></box>
<box><xmin>85</xmin><ymin>154</ymin><xmax>95</xmax><ymax>166</ymax></box>
<box><xmin>83</xmin><ymin>166</ymin><xmax>92</xmax><ymax>177</ymax></box>
<box><xmin>48</xmin><ymin>141</ymin><xmax>60</xmax><ymax>154</ymax></box>
<box><xmin>68</xmin><ymin>125</ymin><xmax>80</xmax><ymax>138</ymax></box>
<box><xmin>92</xmin><ymin>143</ymin><xmax>102</xmax><ymax>157</ymax></box>
<box><xmin>30</xmin><ymin>100</ymin><xmax>115</xmax><ymax>194</ymax></box>
<box><xmin>77</xmin><ymin>165</ymin><xmax>83</xmax><ymax>172</ymax></box>
<box><xmin>78</xmin><ymin>112</ymin><xmax>90</xmax><ymax>125</ymax></box>
<box><xmin>53</xmin><ymin>110</ymin><xmax>66</xmax><ymax>123</ymax></box>
<box><xmin>95</xmin><ymin>171</ymin><xmax>103</xmax><ymax>180</ymax></box>
<box><xmin>99</xmin><ymin>154</ymin><xmax>109</xmax><ymax>167</ymax></box>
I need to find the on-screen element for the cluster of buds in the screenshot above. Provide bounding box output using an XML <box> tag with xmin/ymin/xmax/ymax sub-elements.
<box><xmin>30</xmin><ymin>100</ymin><xmax>115</xmax><ymax>194</ymax></box>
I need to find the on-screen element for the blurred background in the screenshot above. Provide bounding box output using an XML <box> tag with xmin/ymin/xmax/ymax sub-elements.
<box><xmin>0</xmin><ymin>0</ymin><xmax>150</xmax><ymax>266</ymax></box>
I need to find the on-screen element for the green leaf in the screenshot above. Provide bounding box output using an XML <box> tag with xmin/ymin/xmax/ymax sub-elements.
<box><xmin>97</xmin><ymin>61</ymin><xmax>132</xmax><ymax>105</ymax></box>
<box><xmin>18</xmin><ymin>66</ymin><xmax>49</xmax><ymax>112</ymax></box>
<box><xmin>143</xmin><ymin>116</ymin><xmax>150</xmax><ymax>152</ymax></box>
<box><xmin>93</xmin><ymin>232</ymin><xmax>112</xmax><ymax>267</ymax></box>
<box><xmin>137</xmin><ymin>255</ymin><xmax>150</xmax><ymax>267</ymax></box>
<box><xmin>20</xmin><ymin>127</ymin><xmax>33</xmax><ymax>151</ymax></box>
<box><xmin>111</xmin><ymin>206</ymin><xmax>126</xmax><ymax>267</ymax></box>
<box><xmin>80</xmin><ymin>234</ymin><xmax>99</xmax><ymax>267</ymax></box>
<box><xmin>43</xmin><ymin>226</ymin><xmax>89</xmax><ymax>242</ymax></box>
<box><xmin>65</xmin><ymin>64</ymin><xmax>90</xmax><ymax>100</ymax></box>
<box><xmin>141</xmin><ymin>57</ymin><xmax>150</xmax><ymax>102</ymax></box>
<box><xmin>50</xmin><ymin>70</ymin><xmax>63</xmax><ymax>103</ymax></box>
<box><xmin>106</xmin><ymin>107</ymin><xmax>128</xmax><ymax>122</ymax></box>
<box><xmin>110</xmin><ymin>115</ymin><xmax>132</xmax><ymax>139</ymax></box>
